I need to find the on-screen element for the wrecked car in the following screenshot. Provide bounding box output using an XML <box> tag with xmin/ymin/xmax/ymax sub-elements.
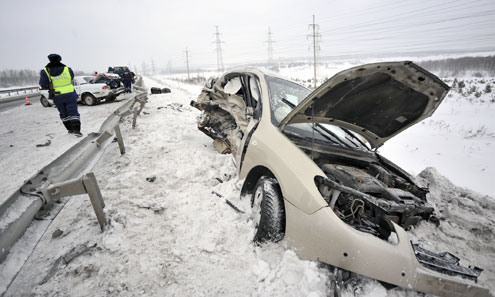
<box><xmin>191</xmin><ymin>62</ymin><xmax>490</xmax><ymax>297</ymax></box>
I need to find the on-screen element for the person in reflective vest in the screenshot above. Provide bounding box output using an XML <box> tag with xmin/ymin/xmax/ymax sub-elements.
<box><xmin>39</xmin><ymin>54</ymin><xmax>82</xmax><ymax>136</ymax></box>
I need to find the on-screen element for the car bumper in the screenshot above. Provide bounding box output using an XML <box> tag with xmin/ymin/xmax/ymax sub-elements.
<box><xmin>106</xmin><ymin>88</ymin><xmax>125</xmax><ymax>98</ymax></box>
<box><xmin>284</xmin><ymin>204</ymin><xmax>491</xmax><ymax>297</ymax></box>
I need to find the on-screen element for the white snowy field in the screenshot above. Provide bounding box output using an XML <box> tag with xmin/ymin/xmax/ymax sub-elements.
<box><xmin>0</xmin><ymin>75</ymin><xmax>494</xmax><ymax>296</ymax></box>
<box><xmin>379</xmin><ymin>77</ymin><xmax>495</xmax><ymax>197</ymax></box>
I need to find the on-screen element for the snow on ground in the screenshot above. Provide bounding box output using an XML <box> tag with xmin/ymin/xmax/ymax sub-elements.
<box><xmin>0</xmin><ymin>93</ymin><xmax>133</xmax><ymax>204</ymax></box>
<box><xmin>380</xmin><ymin>79</ymin><xmax>495</xmax><ymax>197</ymax></box>
<box><xmin>1</xmin><ymin>75</ymin><xmax>494</xmax><ymax>296</ymax></box>
<box><xmin>2</xmin><ymin>78</ymin><xmax>331</xmax><ymax>297</ymax></box>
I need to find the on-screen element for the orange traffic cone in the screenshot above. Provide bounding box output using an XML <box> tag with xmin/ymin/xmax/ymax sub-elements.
<box><xmin>25</xmin><ymin>96</ymin><xmax>31</xmax><ymax>105</ymax></box>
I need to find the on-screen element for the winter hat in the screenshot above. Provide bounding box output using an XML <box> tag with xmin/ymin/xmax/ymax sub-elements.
<box><xmin>48</xmin><ymin>54</ymin><xmax>62</xmax><ymax>62</ymax></box>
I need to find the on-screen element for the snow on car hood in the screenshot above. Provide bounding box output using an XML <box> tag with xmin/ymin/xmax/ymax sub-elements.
<box><xmin>279</xmin><ymin>61</ymin><xmax>450</xmax><ymax>149</ymax></box>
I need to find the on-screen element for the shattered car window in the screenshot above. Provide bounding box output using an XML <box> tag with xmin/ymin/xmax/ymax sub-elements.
<box><xmin>266</xmin><ymin>76</ymin><xmax>311</xmax><ymax>125</ymax></box>
<box><xmin>284</xmin><ymin>123</ymin><xmax>369</xmax><ymax>150</ymax></box>
<box><xmin>224</xmin><ymin>77</ymin><xmax>242</xmax><ymax>95</ymax></box>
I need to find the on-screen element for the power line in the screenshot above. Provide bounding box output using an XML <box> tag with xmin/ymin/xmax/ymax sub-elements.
<box><xmin>320</xmin><ymin>0</ymin><xmax>486</xmax><ymax>35</ymax></box>
<box><xmin>151</xmin><ymin>58</ymin><xmax>156</xmax><ymax>76</ymax></box>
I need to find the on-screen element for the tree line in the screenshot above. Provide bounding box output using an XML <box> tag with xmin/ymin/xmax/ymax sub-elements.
<box><xmin>0</xmin><ymin>69</ymin><xmax>87</xmax><ymax>88</ymax></box>
<box><xmin>418</xmin><ymin>56</ymin><xmax>495</xmax><ymax>76</ymax></box>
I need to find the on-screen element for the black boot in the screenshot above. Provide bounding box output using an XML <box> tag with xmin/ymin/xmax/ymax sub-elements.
<box><xmin>71</xmin><ymin>120</ymin><xmax>83</xmax><ymax>137</ymax></box>
<box><xmin>63</xmin><ymin>121</ymin><xmax>73</xmax><ymax>133</ymax></box>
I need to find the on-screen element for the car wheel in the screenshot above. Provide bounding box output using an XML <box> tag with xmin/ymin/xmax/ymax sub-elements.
<box><xmin>251</xmin><ymin>176</ymin><xmax>285</xmax><ymax>243</ymax></box>
<box><xmin>40</xmin><ymin>95</ymin><xmax>52</xmax><ymax>107</ymax></box>
<box><xmin>82</xmin><ymin>93</ymin><xmax>97</xmax><ymax>106</ymax></box>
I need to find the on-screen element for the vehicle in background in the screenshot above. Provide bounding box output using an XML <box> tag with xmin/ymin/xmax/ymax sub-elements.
<box><xmin>40</xmin><ymin>76</ymin><xmax>124</xmax><ymax>107</ymax></box>
<box><xmin>109</xmin><ymin>66</ymin><xmax>136</xmax><ymax>80</ymax></box>
<box><xmin>93</xmin><ymin>73</ymin><xmax>122</xmax><ymax>89</ymax></box>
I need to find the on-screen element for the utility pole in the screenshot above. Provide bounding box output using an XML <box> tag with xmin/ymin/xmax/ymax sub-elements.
<box><xmin>308</xmin><ymin>14</ymin><xmax>321</xmax><ymax>89</ymax></box>
<box><xmin>185</xmin><ymin>48</ymin><xmax>191</xmax><ymax>80</ymax></box>
<box><xmin>141</xmin><ymin>61</ymin><xmax>148</xmax><ymax>76</ymax></box>
<box><xmin>151</xmin><ymin>58</ymin><xmax>156</xmax><ymax>76</ymax></box>
<box><xmin>168</xmin><ymin>60</ymin><xmax>173</xmax><ymax>75</ymax></box>
<box><xmin>265</xmin><ymin>26</ymin><xmax>276</xmax><ymax>65</ymax></box>
<box><xmin>214</xmin><ymin>26</ymin><xmax>225</xmax><ymax>72</ymax></box>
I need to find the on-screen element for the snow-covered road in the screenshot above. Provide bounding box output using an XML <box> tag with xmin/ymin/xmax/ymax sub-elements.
<box><xmin>1</xmin><ymin>77</ymin><xmax>493</xmax><ymax>297</ymax></box>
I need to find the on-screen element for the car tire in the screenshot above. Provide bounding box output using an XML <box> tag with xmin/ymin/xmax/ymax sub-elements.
<box><xmin>251</xmin><ymin>176</ymin><xmax>285</xmax><ymax>243</ymax></box>
<box><xmin>82</xmin><ymin>93</ymin><xmax>97</xmax><ymax>106</ymax></box>
<box><xmin>40</xmin><ymin>95</ymin><xmax>52</xmax><ymax>107</ymax></box>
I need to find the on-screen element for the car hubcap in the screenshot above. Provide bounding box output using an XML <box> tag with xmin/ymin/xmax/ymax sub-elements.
<box><xmin>252</xmin><ymin>186</ymin><xmax>263</xmax><ymax>229</ymax></box>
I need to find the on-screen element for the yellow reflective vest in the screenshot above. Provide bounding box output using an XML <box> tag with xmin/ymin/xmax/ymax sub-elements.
<box><xmin>44</xmin><ymin>66</ymin><xmax>75</xmax><ymax>95</ymax></box>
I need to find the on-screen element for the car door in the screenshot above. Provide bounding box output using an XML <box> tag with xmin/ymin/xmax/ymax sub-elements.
<box><xmin>235</xmin><ymin>74</ymin><xmax>262</xmax><ymax>172</ymax></box>
<box><xmin>72</xmin><ymin>78</ymin><xmax>81</xmax><ymax>96</ymax></box>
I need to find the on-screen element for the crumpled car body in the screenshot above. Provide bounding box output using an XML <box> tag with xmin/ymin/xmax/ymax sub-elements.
<box><xmin>191</xmin><ymin>62</ymin><xmax>491</xmax><ymax>297</ymax></box>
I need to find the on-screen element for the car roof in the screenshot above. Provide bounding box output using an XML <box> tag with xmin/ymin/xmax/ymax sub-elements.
<box><xmin>225</xmin><ymin>67</ymin><xmax>304</xmax><ymax>85</ymax></box>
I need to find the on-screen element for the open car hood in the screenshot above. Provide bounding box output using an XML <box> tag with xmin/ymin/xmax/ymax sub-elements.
<box><xmin>279</xmin><ymin>61</ymin><xmax>450</xmax><ymax>149</ymax></box>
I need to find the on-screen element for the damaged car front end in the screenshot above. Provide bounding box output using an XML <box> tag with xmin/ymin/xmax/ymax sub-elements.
<box><xmin>191</xmin><ymin>62</ymin><xmax>491</xmax><ymax>297</ymax></box>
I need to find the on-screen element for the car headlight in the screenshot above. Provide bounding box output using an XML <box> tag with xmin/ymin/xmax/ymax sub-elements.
<box><xmin>314</xmin><ymin>175</ymin><xmax>395</xmax><ymax>240</ymax></box>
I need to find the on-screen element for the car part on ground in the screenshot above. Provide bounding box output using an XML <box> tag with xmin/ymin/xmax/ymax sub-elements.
<box><xmin>191</xmin><ymin>63</ymin><xmax>491</xmax><ymax>297</ymax></box>
<box><xmin>150</xmin><ymin>87</ymin><xmax>171</xmax><ymax>94</ymax></box>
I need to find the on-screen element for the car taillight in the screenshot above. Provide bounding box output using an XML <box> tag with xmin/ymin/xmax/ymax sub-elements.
<box><xmin>102</xmin><ymin>85</ymin><xmax>108</xmax><ymax>90</ymax></box>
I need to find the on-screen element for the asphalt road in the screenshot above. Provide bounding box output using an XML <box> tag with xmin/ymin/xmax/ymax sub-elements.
<box><xmin>0</xmin><ymin>94</ymin><xmax>42</xmax><ymax>113</ymax></box>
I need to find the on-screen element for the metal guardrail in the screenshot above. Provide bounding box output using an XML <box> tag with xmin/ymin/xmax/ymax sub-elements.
<box><xmin>0</xmin><ymin>86</ymin><xmax>39</xmax><ymax>97</ymax></box>
<box><xmin>0</xmin><ymin>77</ymin><xmax>148</xmax><ymax>265</ymax></box>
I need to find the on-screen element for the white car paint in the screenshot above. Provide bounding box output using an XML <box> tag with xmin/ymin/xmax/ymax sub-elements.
<box><xmin>40</xmin><ymin>76</ymin><xmax>123</xmax><ymax>106</ymax></box>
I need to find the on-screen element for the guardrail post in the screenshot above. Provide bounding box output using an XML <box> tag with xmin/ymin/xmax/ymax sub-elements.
<box><xmin>82</xmin><ymin>173</ymin><xmax>106</xmax><ymax>231</ymax></box>
<box><xmin>136</xmin><ymin>97</ymin><xmax>147</xmax><ymax>115</ymax></box>
<box><xmin>132</xmin><ymin>107</ymin><xmax>139</xmax><ymax>129</ymax></box>
<box><xmin>114</xmin><ymin>125</ymin><xmax>126</xmax><ymax>155</ymax></box>
<box><xmin>41</xmin><ymin>172</ymin><xmax>106</xmax><ymax>231</ymax></box>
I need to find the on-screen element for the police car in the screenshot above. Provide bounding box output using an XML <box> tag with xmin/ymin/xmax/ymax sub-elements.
<box><xmin>40</xmin><ymin>76</ymin><xmax>124</xmax><ymax>107</ymax></box>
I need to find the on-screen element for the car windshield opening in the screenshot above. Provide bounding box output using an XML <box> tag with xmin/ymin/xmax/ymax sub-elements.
<box><xmin>266</xmin><ymin>76</ymin><xmax>370</xmax><ymax>151</ymax></box>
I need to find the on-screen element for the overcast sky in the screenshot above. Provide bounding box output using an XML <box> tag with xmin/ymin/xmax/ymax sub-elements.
<box><xmin>0</xmin><ymin>0</ymin><xmax>493</xmax><ymax>73</ymax></box>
